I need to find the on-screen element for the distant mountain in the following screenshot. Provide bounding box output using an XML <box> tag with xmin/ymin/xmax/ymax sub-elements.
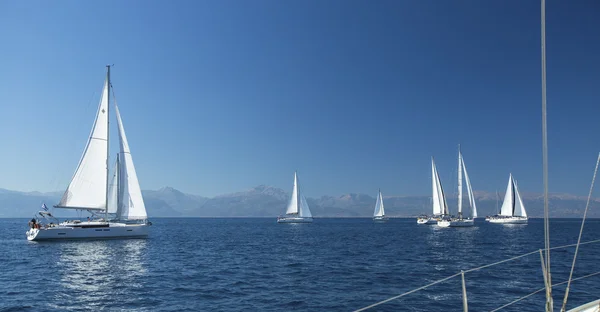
<box><xmin>1</xmin><ymin>186</ymin><xmax>599</xmax><ymax>218</ymax></box>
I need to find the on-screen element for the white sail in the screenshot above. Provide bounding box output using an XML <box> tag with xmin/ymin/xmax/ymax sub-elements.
<box><xmin>432</xmin><ymin>159</ymin><xmax>448</xmax><ymax>215</ymax></box>
<box><xmin>285</xmin><ymin>172</ymin><xmax>299</xmax><ymax>215</ymax></box>
<box><xmin>116</xmin><ymin>106</ymin><xmax>147</xmax><ymax>220</ymax></box>
<box><xmin>431</xmin><ymin>158</ymin><xmax>442</xmax><ymax>215</ymax></box>
<box><xmin>513</xmin><ymin>179</ymin><xmax>527</xmax><ymax>217</ymax></box>
<box><xmin>106</xmin><ymin>157</ymin><xmax>119</xmax><ymax>214</ymax></box>
<box><xmin>500</xmin><ymin>174</ymin><xmax>515</xmax><ymax>216</ymax></box>
<box><xmin>373</xmin><ymin>190</ymin><xmax>385</xmax><ymax>217</ymax></box>
<box><xmin>299</xmin><ymin>194</ymin><xmax>312</xmax><ymax>218</ymax></box>
<box><xmin>462</xmin><ymin>154</ymin><xmax>478</xmax><ymax>218</ymax></box>
<box><xmin>57</xmin><ymin>79</ymin><xmax>109</xmax><ymax>210</ymax></box>
<box><xmin>457</xmin><ymin>150</ymin><xmax>463</xmax><ymax>215</ymax></box>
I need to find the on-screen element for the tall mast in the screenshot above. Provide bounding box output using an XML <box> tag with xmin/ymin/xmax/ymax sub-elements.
<box><xmin>457</xmin><ymin>144</ymin><xmax>463</xmax><ymax>218</ymax></box>
<box><xmin>540</xmin><ymin>0</ymin><xmax>553</xmax><ymax>310</ymax></box>
<box><xmin>105</xmin><ymin>65</ymin><xmax>111</xmax><ymax>221</ymax></box>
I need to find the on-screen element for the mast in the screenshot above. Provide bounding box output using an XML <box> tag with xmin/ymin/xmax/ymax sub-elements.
<box><xmin>105</xmin><ymin>65</ymin><xmax>111</xmax><ymax>221</ymax></box>
<box><xmin>457</xmin><ymin>144</ymin><xmax>463</xmax><ymax>218</ymax></box>
<box><xmin>540</xmin><ymin>0</ymin><xmax>553</xmax><ymax>309</ymax></box>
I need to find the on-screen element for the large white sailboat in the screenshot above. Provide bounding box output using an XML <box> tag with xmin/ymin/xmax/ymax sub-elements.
<box><xmin>277</xmin><ymin>171</ymin><xmax>313</xmax><ymax>223</ymax></box>
<box><xmin>26</xmin><ymin>66</ymin><xmax>151</xmax><ymax>241</ymax></box>
<box><xmin>488</xmin><ymin>173</ymin><xmax>528</xmax><ymax>224</ymax></box>
<box><xmin>438</xmin><ymin>146</ymin><xmax>477</xmax><ymax>227</ymax></box>
<box><xmin>417</xmin><ymin>158</ymin><xmax>448</xmax><ymax>224</ymax></box>
<box><xmin>373</xmin><ymin>189</ymin><xmax>388</xmax><ymax>222</ymax></box>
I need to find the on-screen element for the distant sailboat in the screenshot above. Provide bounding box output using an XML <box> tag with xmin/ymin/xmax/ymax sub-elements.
<box><xmin>373</xmin><ymin>189</ymin><xmax>388</xmax><ymax>222</ymax></box>
<box><xmin>277</xmin><ymin>171</ymin><xmax>313</xmax><ymax>223</ymax></box>
<box><xmin>417</xmin><ymin>157</ymin><xmax>448</xmax><ymax>224</ymax></box>
<box><xmin>26</xmin><ymin>66</ymin><xmax>151</xmax><ymax>241</ymax></box>
<box><xmin>438</xmin><ymin>145</ymin><xmax>477</xmax><ymax>227</ymax></box>
<box><xmin>488</xmin><ymin>173</ymin><xmax>528</xmax><ymax>224</ymax></box>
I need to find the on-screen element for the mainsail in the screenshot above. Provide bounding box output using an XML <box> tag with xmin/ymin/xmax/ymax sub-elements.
<box><xmin>500</xmin><ymin>174</ymin><xmax>515</xmax><ymax>216</ymax></box>
<box><xmin>285</xmin><ymin>172</ymin><xmax>299</xmax><ymax>215</ymax></box>
<box><xmin>431</xmin><ymin>158</ymin><xmax>448</xmax><ymax>215</ymax></box>
<box><xmin>115</xmin><ymin>106</ymin><xmax>147</xmax><ymax>220</ymax></box>
<box><xmin>460</xmin><ymin>150</ymin><xmax>478</xmax><ymax>218</ymax></box>
<box><xmin>373</xmin><ymin>190</ymin><xmax>385</xmax><ymax>217</ymax></box>
<box><xmin>56</xmin><ymin>79</ymin><xmax>109</xmax><ymax>210</ymax></box>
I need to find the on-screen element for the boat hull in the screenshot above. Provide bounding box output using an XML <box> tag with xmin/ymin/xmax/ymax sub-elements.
<box><xmin>417</xmin><ymin>217</ymin><xmax>438</xmax><ymax>225</ymax></box>
<box><xmin>373</xmin><ymin>216</ymin><xmax>389</xmax><ymax>222</ymax></box>
<box><xmin>277</xmin><ymin>217</ymin><xmax>313</xmax><ymax>223</ymax></box>
<box><xmin>26</xmin><ymin>223</ymin><xmax>149</xmax><ymax>241</ymax></box>
<box><xmin>488</xmin><ymin>217</ymin><xmax>528</xmax><ymax>224</ymax></box>
<box><xmin>438</xmin><ymin>219</ymin><xmax>474</xmax><ymax>227</ymax></box>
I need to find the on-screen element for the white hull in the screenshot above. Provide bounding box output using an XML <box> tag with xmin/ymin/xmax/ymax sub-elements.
<box><xmin>277</xmin><ymin>216</ymin><xmax>313</xmax><ymax>223</ymax></box>
<box><xmin>26</xmin><ymin>222</ymin><xmax>149</xmax><ymax>241</ymax></box>
<box><xmin>488</xmin><ymin>216</ymin><xmax>528</xmax><ymax>224</ymax></box>
<box><xmin>373</xmin><ymin>216</ymin><xmax>389</xmax><ymax>222</ymax></box>
<box><xmin>567</xmin><ymin>299</ymin><xmax>600</xmax><ymax>312</ymax></box>
<box><xmin>438</xmin><ymin>219</ymin><xmax>474</xmax><ymax>227</ymax></box>
<box><xmin>417</xmin><ymin>217</ymin><xmax>439</xmax><ymax>225</ymax></box>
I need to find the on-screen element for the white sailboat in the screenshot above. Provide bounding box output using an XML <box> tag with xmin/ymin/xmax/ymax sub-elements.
<box><xmin>277</xmin><ymin>171</ymin><xmax>313</xmax><ymax>223</ymax></box>
<box><xmin>438</xmin><ymin>146</ymin><xmax>477</xmax><ymax>227</ymax></box>
<box><xmin>373</xmin><ymin>189</ymin><xmax>388</xmax><ymax>222</ymax></box>
<box><xmin>26</xmin><ymin>66</ymin><xmax>151</xmax><ymax>241</ymax></box>
<box><xmin>488</xmin><ymin>173</ymin><xmax>528</xmax><ymax>224</ymax></box>
<box><xmin>417</xmin><ymin>157</ymin><xmax>448</xmax><ymax>224</ymax></box>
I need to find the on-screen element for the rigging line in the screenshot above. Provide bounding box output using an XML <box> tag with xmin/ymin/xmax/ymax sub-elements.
<box><xmin>490</xmin><ymin>271</ymin><xmax>600</xmax><ymax>312</ymax></box>
<box><xmin>353</xmin><ymin>239</ymin><xmax>600</xmax><ymax>311</ymax></box>
<box><xmin>353</xmin><ymin>273</ymin><xmax>462</xmax><ymax>312</ymax></box>
<box><xmin>560</xmin><ymin>153</ymin><xmax>600</xmax><ymax>312</ymax></box>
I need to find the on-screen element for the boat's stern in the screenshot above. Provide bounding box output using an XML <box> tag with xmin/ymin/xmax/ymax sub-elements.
<box><xmin>26</xmin><ymin>228</ymin><xmax>39</xmax><ymax>241</ymax></box>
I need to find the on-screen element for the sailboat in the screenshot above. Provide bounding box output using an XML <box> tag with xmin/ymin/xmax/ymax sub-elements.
<box><xmin>438</xmin><ymin>145</ymin><xmax>477</xmax><ymax>227</ymax></box>
<box><xmin>417</xmin><ymin>157</ymin><xmax>448</xmax><ymax>224</ymax></box>
<box><xmin>26</xmin><ymin>66</ymin><xmax>151</xmax><ymax>241</ymax></box>
<box><xmin>488</xmin><ymin>173</ymin><xmax>527</xmax><ymax>224</ymax></box>
<box><xmin>277</xmin><ymin>171</ymin><xmax>313</xmax><ymax>223</ymax></box>
<box><xmin>373</xmin><ymin>189</ymin><xmax>388</xmax><ymax>222</ymax></box>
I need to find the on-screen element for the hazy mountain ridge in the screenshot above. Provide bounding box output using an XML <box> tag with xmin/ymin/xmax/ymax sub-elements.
<box><xmin>1</xmin><ymin>187</ymin><xmax>599</xmax><ymax>218</ymax></box>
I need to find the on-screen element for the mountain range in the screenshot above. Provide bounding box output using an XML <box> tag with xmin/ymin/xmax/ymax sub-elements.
<box><xmin>1</xmin><ymin>185</ymin><xmax>599</xmax><ymax>218</ymax></box>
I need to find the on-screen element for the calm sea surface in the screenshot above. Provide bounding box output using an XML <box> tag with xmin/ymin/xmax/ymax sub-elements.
<box><xmin>1</xmin><ymin>218</ymin><xmax>599</xmax><ymax>311</ymax></box>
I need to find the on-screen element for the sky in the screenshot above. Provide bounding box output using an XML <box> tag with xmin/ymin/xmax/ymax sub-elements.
<box><xmin>0</xmin><ymin>0</ymin><xmax>599</xmax><ymax>198</ymax></box>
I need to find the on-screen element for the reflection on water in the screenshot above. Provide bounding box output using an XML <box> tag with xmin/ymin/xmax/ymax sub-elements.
<box><xmin>53</xmin><ymin>239</ymin><xmax>148</xmax><ymax>310</ymax></box>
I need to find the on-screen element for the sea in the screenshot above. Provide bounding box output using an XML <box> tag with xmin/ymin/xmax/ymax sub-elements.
<box><xmin>1</xmin><ymin>218</ymin><xmax>599</xmax><ymax>311</ymax></box>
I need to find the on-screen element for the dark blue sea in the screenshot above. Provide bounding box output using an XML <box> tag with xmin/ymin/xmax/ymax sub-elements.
<box><xmin>1</xmin><ymin>218</ymin><xmax>599</xmax><ymax>311</ymax></box>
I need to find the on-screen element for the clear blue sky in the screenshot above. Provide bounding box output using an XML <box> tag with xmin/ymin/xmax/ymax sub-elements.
<box><xmin>0</xmin><ymin>0</ymin><xmax>599</xmax><ymax>197</ymax></box>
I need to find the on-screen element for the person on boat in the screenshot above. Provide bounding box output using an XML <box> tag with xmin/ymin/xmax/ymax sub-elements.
<box><xmin>87</xmin><ymin>217</ymin><xmax>91</xmax><ymax>223</ymax></box>
<box><xmin>28</xmin><ymin>218</ymin><xmax>36</xmax><ymax>228</ymax></box>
